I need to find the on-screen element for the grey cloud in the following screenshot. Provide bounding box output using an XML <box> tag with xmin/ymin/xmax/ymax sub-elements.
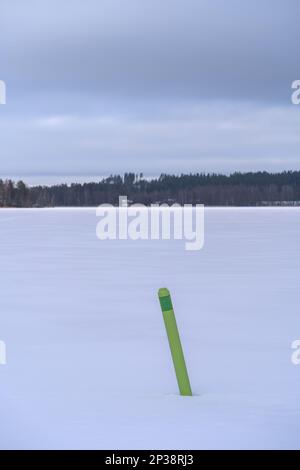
<box><xmin>2</xmin><ymin>0</ymin><xmax>299</xmax><ymax>102</ymax></box>
<box><xmin>1</xmin><ymin>103</ymin><xmax>300</xmax><ymax>176</ymax></box>
<box><xmin>0</xmin><ymin>0</ymin><xmax>299</xmax><ymax>177</ymax></box>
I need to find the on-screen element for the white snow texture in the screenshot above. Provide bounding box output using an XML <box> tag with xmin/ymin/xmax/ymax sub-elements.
<box><xmin>0</xmin><ymin>207</ymin><xmax>299</xmax><ymax>449</ymax></box>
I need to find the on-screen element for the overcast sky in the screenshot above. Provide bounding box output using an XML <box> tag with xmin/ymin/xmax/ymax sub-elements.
<box><xmin>0</xmin><ymin>0</ymin><xmax>299</xmax><ymax>181</ymax></box>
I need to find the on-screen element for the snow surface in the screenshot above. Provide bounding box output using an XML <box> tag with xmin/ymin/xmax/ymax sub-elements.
<box><xmin>0</xmin><ymin>207</ymin><xmax>300</xmax><ymax>449</ymax></box>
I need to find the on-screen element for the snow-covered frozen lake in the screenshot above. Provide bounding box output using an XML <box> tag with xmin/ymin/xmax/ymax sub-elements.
<box><xmin>0</xmin><ymin>207</ymin><xmax>300</xmax><ymax>449</ymax></box>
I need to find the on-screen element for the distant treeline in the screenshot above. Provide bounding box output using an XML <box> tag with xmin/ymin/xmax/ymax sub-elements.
<box><xmin>2</xmin><ymin>171</ymin><xmax>300</xmax><ymax>207</ymax></box>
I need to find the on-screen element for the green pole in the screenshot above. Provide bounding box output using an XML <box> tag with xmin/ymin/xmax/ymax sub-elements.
<box><xmin>158</xmin><ymin>288</ymin><xmax>192</xmax><ymax>396</ymax></box>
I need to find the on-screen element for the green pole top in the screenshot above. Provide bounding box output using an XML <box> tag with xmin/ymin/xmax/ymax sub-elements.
<box><xmin>158</xmin><ymin>288</ymin><xmax>170</xmax><ymax>298</ymax></box>
<box><xmin>158</xmin><ymin>288</ymin><xmax>173</xmax><ymax>312</ymax></box>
